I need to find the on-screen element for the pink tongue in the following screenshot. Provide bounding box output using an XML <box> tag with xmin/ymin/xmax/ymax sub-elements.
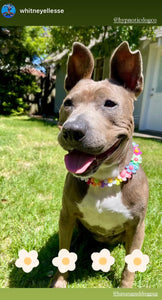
<box><xmin>64</xmin><ymin>150</ymin><xmax>96</xmax><ymax>174</ymax></box>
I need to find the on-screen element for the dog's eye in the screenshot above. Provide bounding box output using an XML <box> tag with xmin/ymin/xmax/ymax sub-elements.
<box><xmin>64</xmin><ymin>99</ymin><xmax>73</xmax><ymax>107</ymax></box>
<box><xmin>104</xmin><ymin>100</ymin><xmax>117</xmax><ymax>108</ymax></box>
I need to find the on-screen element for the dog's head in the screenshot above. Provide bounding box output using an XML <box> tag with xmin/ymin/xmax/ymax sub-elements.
<box><xmin>58</xmin><ymin>42</ymin><xmax>143</xmax><ymax>177</ymax></box>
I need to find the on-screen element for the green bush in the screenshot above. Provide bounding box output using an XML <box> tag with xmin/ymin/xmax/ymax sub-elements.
<box><xmin>0</xmin><ymin>71</ymin><xmax>39</xmax><ymax>115</ymax></box>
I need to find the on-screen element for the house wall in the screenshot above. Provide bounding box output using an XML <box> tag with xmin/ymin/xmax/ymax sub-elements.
<box><xmin>139</xmin><ymin>41</ymin><xmax>162</xmax><ymax>132</ymax></box>
<box><xmin>54</xmin><ymin>64</ymin><xmax>66</xmax><ymax>114</ymax></box>
<box><xmin>133</xmin><ymin>41</ymin><xmax>150</xmax><ymax>128</ymax></box>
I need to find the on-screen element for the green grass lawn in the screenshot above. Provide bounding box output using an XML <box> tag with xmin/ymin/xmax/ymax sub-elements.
<box><xmin>0</xmin><ymin>116</ymin><xmax>161</xmax><ymax>288</ymax></box>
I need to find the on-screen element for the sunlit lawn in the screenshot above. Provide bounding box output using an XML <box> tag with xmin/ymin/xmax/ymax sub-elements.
<box><xmin>0</xmin><ymin>116</ymin><xmax>161</xmax><ymax>288</ymax></box>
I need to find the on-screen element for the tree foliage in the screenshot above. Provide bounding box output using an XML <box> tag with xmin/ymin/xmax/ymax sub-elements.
<box><xmin>0</xmin><ymin>26</ymin><xmax>51</xmax><ymax>115</ymax></box>
<box><xmin>49</xmin><ymin>25</ymin><xmax>157</xmax><ymax>57</ymax></box>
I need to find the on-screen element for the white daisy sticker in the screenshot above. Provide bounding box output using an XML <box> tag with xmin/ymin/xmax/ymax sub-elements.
<box><xmin>91</xmin><ymin>248</ymin><xmax>115</xmax><ymax>272</ymax></box>
<box><xmin>125</xmin><ymin>249</ymin><xmax>149</xmax><ymax>272</ymax></box>
<box><xmin>15</xmin><ymin>249</ymin><xmax>39</xmax><ymax>273</ymax></box>
<box><xmin>52</xmin><ymin>249</ymin><xmax>77</xmax><ymax>273</ymax></box>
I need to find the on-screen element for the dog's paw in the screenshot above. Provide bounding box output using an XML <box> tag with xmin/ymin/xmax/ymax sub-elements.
<box><xmin>49</xmin><ymin>273</ymin><xmax>68</xmax><ymax>288</ymax></box>
<box><xmin>120</xmin><ymin>279</ymin><xmax>133</xmax><ymax>288</ymax></box>
<box><xmin>50</xmin><ymin>278</ymin><xmax>67</xmax><ymax>288</ymax></box>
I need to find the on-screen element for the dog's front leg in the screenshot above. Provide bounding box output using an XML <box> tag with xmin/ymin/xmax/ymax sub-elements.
<box><xmin>50</xmin><ymin>208</ymin><xmax>76</xmax><ymax>288</ymax></box>
<box><xmin>120</xmin><ymin>221</ymin><xmax>145</xmax><ymax>288</ymax></box>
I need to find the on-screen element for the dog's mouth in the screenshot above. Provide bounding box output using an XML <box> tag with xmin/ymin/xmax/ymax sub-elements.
<box><xmin>64</xmin><ymin>139</ymin><xmax>121</xmax><ymax>176</ymax></box>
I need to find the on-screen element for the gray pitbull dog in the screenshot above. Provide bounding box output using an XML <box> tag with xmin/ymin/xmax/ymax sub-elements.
<box><xmin>50</xmin><ymin>42</ymin><xmax>149</xmax><ymax>288</ymax></box>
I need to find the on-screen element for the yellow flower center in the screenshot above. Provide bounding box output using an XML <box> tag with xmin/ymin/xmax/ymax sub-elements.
<box><xmin>99</xmin><ymin>257</ymin><xmax>107</xmax><ymax>265</ymax></box>
<box><xmin>134</xmin><ymin>148</ymin><xmax>139</xmax><ymax>153</ymax></box>
<box><xmin>24</xmin><ymin>257</ymin><xmax>32</xmax><ymax>265</ymax></box>
<box><xmin>108</xmin><ymin>178</ymin><xmax>113</xmax><ymax>183</ymax></box>
<box><xmin>133</xmin><ymin>257</ymin><xmax>142</xmax><ymax>266</ymax></box>
<box><xmin>62</xmin><ymin>257</ymin><xmax>70</xmax><ymax>265</ymax></box>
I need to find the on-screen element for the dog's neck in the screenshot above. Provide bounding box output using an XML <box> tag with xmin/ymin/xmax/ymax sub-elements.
<box><xmin>86</xmin><ymin>139</ymin><xmax>133</xmax><ymax>180</ymax></box>
<box><xmin>91</xmin><ymin>163</ymin><xmax>119</xmax><ymax>181</ymax></box>
<box><xmin>80</xmin><ymin>141</ymin><xmax>142</xmax><ymax>188</ymax></box>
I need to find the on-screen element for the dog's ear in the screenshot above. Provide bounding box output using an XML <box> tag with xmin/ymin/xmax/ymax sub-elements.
<box><xmin>65</xmin><ymin>42</ymin><xmax>94</xmax><ymax>91</ymax></box>
<box><xmin>110</xmin><ymin>41</ymin><xmax>143</xmax><ymax>97</ymax></box>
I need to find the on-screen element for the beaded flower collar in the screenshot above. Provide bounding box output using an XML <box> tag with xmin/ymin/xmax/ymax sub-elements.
<box><xmin>82</xmin><ymin>142</ymin><xmax>142</xmax><ymax>188</ymax></box>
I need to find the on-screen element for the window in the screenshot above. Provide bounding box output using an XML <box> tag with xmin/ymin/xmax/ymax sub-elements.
<box><xmin>93</xmin><ymin>58</ymin><xmax>104</xmax><ymax>81</ymax></box>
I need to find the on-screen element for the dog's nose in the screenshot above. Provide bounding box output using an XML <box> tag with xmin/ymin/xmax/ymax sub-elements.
<box><xmin>62</xmin><ymin>121</ymin><xmax>86</xmax><ymax>142</ymax></box>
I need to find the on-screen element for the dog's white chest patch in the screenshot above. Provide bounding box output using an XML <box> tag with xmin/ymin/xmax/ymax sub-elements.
<box><xmin>78</xmin><ymin>185</ymin><xmax>133</xmax><ymax>232</ymax></box>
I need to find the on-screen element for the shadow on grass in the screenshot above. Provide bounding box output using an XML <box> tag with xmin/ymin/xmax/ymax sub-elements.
<box><xmin>9</xmin><ymin>229</ymin><xmax>121</xmax><ymax>288</ymax></box>
<box><xmin>9</xmin><ymin>233</ymin><xmax>59</xmax><ymax>288</ymax></box>
<box><xmin>68</xmin><ymin>230</ymin><xmax>121</xmax><ymax>288</ymax></box>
